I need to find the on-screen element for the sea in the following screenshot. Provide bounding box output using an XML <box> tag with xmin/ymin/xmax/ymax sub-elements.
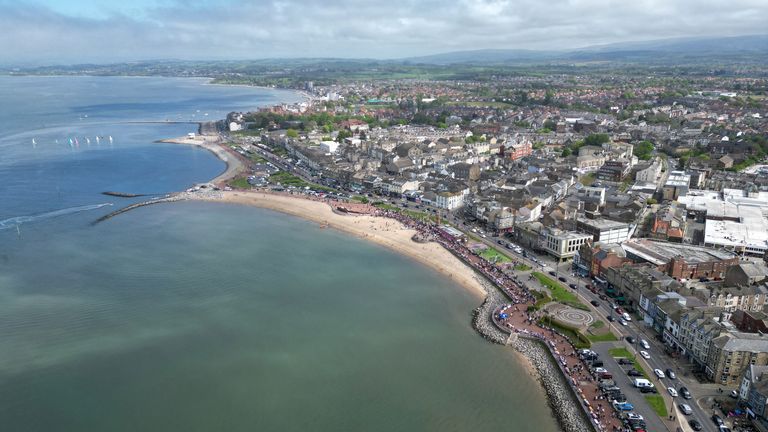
<box><xmin>0</xmin><ymin>76</ymin><xmax>559</xmax><ymax>432</ymax></box>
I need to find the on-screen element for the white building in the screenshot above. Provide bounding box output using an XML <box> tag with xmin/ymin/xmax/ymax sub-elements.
<box><xmin>542</xmin><ymin>229</ymin><xmax>593</xmax><ymax>262</ymax></box>
<box><xmin>435</xmin><ymin>190</ymin><xmax>468</xmax><ymax>210</ymax></box>
<box><xmin>320</xmin><ymin>140</ymin><xmax>340</xmax><ymax>154</ymax></box>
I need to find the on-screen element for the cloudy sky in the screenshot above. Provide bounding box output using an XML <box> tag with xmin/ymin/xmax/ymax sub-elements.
<box><xmin>1</xmin><ymin>0</ymin><xmax>766</xmax><ymax>65</ymax></box>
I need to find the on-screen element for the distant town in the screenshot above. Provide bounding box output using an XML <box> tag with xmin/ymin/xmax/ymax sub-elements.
<box><xmin>207</xmin><ymin>64</ymin><xmax>768</xmax><ymax>432</ymax></box>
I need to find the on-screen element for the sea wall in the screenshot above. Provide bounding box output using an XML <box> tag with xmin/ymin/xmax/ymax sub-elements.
<box><xmin>512</xmin><ymin>336</ymin><xmax>595</xmax><ymax>432</ymax></box>
<box><xmin>471</xmin><ymin>277</ymin><xmax>509</xmax><ymax>345</ymax></box>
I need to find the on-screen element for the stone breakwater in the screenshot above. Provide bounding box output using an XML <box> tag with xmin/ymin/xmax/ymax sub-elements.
<box><xmin>512</xmin><ymin>337</ymin><xmax>594</xmax><ymax>432</ymax></box>
<box><xmin>470</xmin><ymin>277</ymin><xmax>509</xmax><ymax>345</ymax></box>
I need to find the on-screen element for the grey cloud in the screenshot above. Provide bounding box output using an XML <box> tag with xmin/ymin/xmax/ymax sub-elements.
<box><xmin>1</xmin><ymin>0</ymin><xmax>767</xmax><ymax>65</ymax></box>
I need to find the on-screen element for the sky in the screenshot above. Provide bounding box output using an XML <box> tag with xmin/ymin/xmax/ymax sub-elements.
<box><xmin>1</xmin><ymin>0</ymin><xmax>767</xmax><ymax>65</ymax></box>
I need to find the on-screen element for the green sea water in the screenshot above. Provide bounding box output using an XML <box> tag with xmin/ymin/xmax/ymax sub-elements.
<box><xmin>0</xmin><ymin>201</ymin><xmax>559</xmax><ymax>432</ymax></box>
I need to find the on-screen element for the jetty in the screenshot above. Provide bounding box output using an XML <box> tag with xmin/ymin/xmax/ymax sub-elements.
<box><xmin>92</xmin><ymin>194</ymin><xmax>184</xmax><ymax>224</ymax></box>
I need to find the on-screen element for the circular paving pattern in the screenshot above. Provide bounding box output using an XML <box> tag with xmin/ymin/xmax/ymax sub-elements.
<box><xmin>553</xmin><ymin>307</ymin><xmax>595</xmax><ymax>328</ymax></box>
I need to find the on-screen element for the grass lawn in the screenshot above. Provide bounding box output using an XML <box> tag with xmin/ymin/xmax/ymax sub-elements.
<box><xmin>645</xmin><ymin>395</ymin><xmax>667</xmax><ymax>418</ymax></box>
<box><xmin>532</xmin><ymin>272</ymin><xmax>589</xmax><ymax>310</ymax></box>
<box><xmin>587</xmin><ymin>331</ymin><xmax>618</xmax><ymax>343</ymax></box>
<box><xmin>249</xmin><ymin>154</ymin><xmax>268</xmax><ymax>163</ymax></box>
<box><xmin>608</xmin><ymin>347</ymin><xmax>634</xmax><ymax>358</ymax></box>
<box><xmin>514</xmin><ymin>263</ymin><xmax>532</xmax><ymax>271</ymax></box>
<box><xmin>479</xmin><ymin>247</ymin><xmax>512</xmax><ymax>263</ymax></box>
<box><xmin>373</xmin><ymin>202</ymin><xmax>400</xmax><ymax>212</ymax></box>
<box><xmin>590</xmin><ymin>320</ymin><xmax>605</xmax><ymax>329</ymax></box>
<box><xmin>530</xmin><ymin>291</ymin><xmax>552</xmax><ymax>311</ymax></box>
<box><xmin>539</xmin><ymin>316</ymin><xmax>591</xmax><ymax>349</ymax></box>
<box><xmin>228</xmin><ymin>177</ymin><xmax>251</xmax><ymax>189</ymax></box>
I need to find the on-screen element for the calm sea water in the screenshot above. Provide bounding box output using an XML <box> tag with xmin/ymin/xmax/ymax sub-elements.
<box><xmin>0</xmin><ymin>76</ymin><xmax>558</xmax><ymax>432</ymax></box>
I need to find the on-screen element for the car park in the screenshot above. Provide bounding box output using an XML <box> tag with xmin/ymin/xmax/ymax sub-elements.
<box><xmin>679</xmin><ymin>386</ymin><xmax>692</xmax><ymax>399</ymax></box>
<box><xmin>668</xmin><ymin>387</ymin><xmax>678</xmax><ymax>397</ymax></box>
<box><xmin>678</xmin><ymin>403</ymin><xmax>693</xmax><ymax>415</ymax></box>
<box><xmin>639</xmin><ymin>351</ymin><xmax>650</xmax><ymax>359</ymax></box>
<box><xmin>666</xmin><ymin>368</ymin><xmax>676</xmax><ymax>379</ymax></box>
<box><xmin>654</xmin><ymin>369</ymin><xmax>666</xmax><ymax>379</ymax></box>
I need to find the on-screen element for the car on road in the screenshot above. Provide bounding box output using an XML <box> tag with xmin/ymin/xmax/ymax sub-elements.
<box><xmin>558</xmin><ymin>276</ymin><xmax>567</xmax><ymax>282</ymax></box>
<box><xmin>678</xmin><ymin>403</ymin><xmax>693</xmax><ymax>415</ymax></box>
<box><xmin>654</xmin><ymin>369</ymin><xmax>666</xmax><ymax>379</ymax></box>
<box><xmin>625</xmin><ymin>336</ymin><xmax>636</xmax><ymax>344</ymax></box>
<box><xmin>712</xmin><ymin>414</ymin><xmax>724</xmax><ymax>426</ymax></box>
<box><xmin>590</xmin><ymin>300</ymin><xmax>600</xmax><ymax>307</ymax></box>
<box><xmin>640</xmin><ymin>339</ymin><xmax>650</xmax><ymax>349</ymax></box>
<box><xmin>548</xmin><ymin>271</ymin><xmax>556</xmax><ymax>277</ymax></box>
<box><xmin>639</xmin><ymin>351</ymin><xmax>651</xmax><ymax>359</ymax></box>
<box><xmin>568</xmin><ymin>283</ymin><xmax>577</xmax><ymax>289</ymax></box>
<box><xmin>618</xmin><ymin>318</ymin><xmax>628</xmax><ymax>326</ymax></box>
<box><xmin>679</xmin><ymin>386</ymin><xmax>692</xmax><ymax>399</ymax></box>
<box><xmin>627</xmin><ymin>370</ymin><xmax>643</xmax><ymax>377</ymax></box>
<box><xmin>689</xmin><ymin>419</ymin><xmax>703</xmax><ymax>431</ymax></box>
<box><xmin>666</xmin><ymin>368</ymin><xmax>677</xmax><ymax>380</ymax></box>
<box><xmin>607</xmin><ymin>315</ymin><xmax>614</xmax><ymax>322</ymax></box>
<box><xmin>613</xmin><ymin>401</ymin><xmax>634</xmax><ymax>411</ymax></box>
<box><xmin>668</xmin><ymin>387</ymin><xmax>678</xmax><ymax>397</ymax></box>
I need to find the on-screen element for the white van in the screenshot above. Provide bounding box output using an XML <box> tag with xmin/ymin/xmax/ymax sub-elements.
<box><xmin>633</xmin><ymin>378</ymin><xmax>654</xmax><ymax>388</ymax></box>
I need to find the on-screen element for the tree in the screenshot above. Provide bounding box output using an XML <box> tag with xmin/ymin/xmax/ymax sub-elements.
<box><xmin>561</xmin><ymin>147</ymin><xmax>572</xmax><ymax>157</ymax></box>
<box><xmin>583</xmin><ymin>133</ymin><xmax>610</xmax><ymax>147</ymax></box>
<box><xmin>634</xmin><ymin>141</ymin><xmax>654</xmax><ymax>160</ymax></box>
<box><xmin>543</xmin><ymin>119</ymin><xmax>557</xmax><ymax>131</ymax></box>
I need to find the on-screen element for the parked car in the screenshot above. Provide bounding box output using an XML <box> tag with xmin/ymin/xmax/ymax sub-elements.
<box><xmin>712</xmin><ymin>414</ymin><xmax>724</xmax><ymax>426</ymax></box>
<box><xmin>627</xmin><ymin>370</ymin><xmax>643</xmax><ymax>377</ymax></box>
<box><xmin>679</xmin><ymin>386</ymin><xmax>692</xmax><ymax>399</ymax></box>
<box><xmin>654</xmin><ymin>369</ymin><xmax>666</xmax><ymax>379</ymax></box>
<box><xmin>569</xmin><ymin>283</ymin><xmax>577</xmax><ymax>289</ymax></box>
<box><xmin>558</xmin><ymin>276</ymin><xmax>567</xmax><ymax>282</ymax></box>
<box><xmin>666</xmin><ymin>368</ymin><xmax>677</xmax><ymax>379</ymax></box>
<box><xmin>625</xmin><ymin>336</ymin><xmax>636</xmax><ymax>344</ymax></box>
<box><xmin>613</xmin><ymin>401</ymin><xmax>634</xmax><ymax>411</ymax></box>
<box><xmin>590</xmin><ymin>300</ymin><xmax>600</xmax><ymax>307</ymax></box>
<box><xmin>627</xmin><ymin>413</ymin><xmax>644</xmax><ymax>421</ymax></box>
<box><xmin>618</xmin><ymin>318</ymin><xmax>628</xmax><ymax>326</ymax></box>
<box><xmin>678</xmin><ymin>403</ymin><xmax>693</xmax><ymax>415</ymax></box>
<box><xmin>668</xmin><ymin>387</ymin><xmax>678</xmax><ymax>397</ymax></box>
<box><xmin>730</xmin><ymin>390</ymin><xmax>739</xmax><ymax>399</ymax></box>
<box><xmin>548</xmin><ymin>271</ymin><xmax>556</xmax><ymax>277</ymax></box>
<box><xmin>639</xmin><ymin>351</ymin><xmax>650</xmax><ymax>359</ymax></box>
<box><xmin>640</xmin><ymin>339</ymin><xmax>650</xmax><ymax>349</ymax></box>
<box><xmin>640</xmin><ymin>386</ymin><xmax>658</xmax><ymax>393</ymax></box>
<box><xmin>618</xmin><ymin>358</ymin><xmax>633</xmax><ymax>365</ymax></box>
<box><xmin>689</xmin><ymin>419</ymin><xmax>703</xmax><ymax>431</ymax></box>
<box><xmin>607</xmin><ymin>316</ymin><xmax>614</xmax><ymax>322</ymax></box>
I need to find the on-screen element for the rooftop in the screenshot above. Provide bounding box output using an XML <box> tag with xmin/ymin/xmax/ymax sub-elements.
<box><xmin>622</xmin><ymin>239</ymin><xmax>736</xmax><ymax>266</ymax></box>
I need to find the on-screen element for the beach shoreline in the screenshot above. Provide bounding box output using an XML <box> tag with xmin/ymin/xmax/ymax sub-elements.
<box><xmin>158</xmin><ymin>133</ymin><xmax>245</xmax><ymax>186</ymax></box>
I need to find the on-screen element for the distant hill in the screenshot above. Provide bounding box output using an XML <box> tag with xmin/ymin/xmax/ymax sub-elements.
<box><xmin>405</xmin><ymin>35</ymin><xmax>768</xmax><ymax>65</ymax></box>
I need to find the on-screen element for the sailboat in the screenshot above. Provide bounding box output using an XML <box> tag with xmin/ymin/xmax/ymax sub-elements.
<box><xmin>95</xmin><ymin>136</ymin><xmax>101</xmax><ymax>145</ymax></box>
<box><xmin>68</xmin><ymin>138</ymin><xmax>74</xmax><ymax>148</ymax></box>
<box><xmin>108</xmin><ymin>136</ymin><xmax>113</xmax><ymax>144</ymax></box>
<box><xmin>86</xmin><ymin>137</ymin><xmax>91</xmax><ymax>145</ymax></box>
<box><xmin>31</xmin><ymin>138</ymin><xmax>36</xmax><ymax>147</ymax></box>
<box><xmin>74</xmin><ymin>138</ymin><xmax>79</xmax><ymax>147</ymax></box>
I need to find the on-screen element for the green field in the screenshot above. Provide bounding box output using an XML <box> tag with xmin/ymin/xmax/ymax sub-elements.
<box><xmin>532</xmin><ymin>272</ymin><xmax>588</xmax><ymax>310</ymax></box>
<box><xmin>514</xmin><ymin>263</ymin><xmax>532</xmax><ymax>271</ymax></box>
<box><xmin>644</xmin><ymin>395</ymin><xmax>668</xmax><ymax>417</ymax></box>
<box><xmin>479</xmin><ymin>247</ymin><xmax>512</xmax><ymax>263</ymax></box>
<box><xmin>228</xmin><ymin>177</ymin><xmax>251</xmax><ymax>189</ymax></box>
<box><xmin>586</xmin><ymin>331</ymin><xmax>618</xmax><ymax>343</ymax></box>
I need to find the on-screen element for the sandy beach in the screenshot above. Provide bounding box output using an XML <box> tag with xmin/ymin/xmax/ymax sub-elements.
<box><xmin>159</xmin><ymin>134</ymin><xmax>245</xmax><ymax>185</ymax></box>
<box><xmin>194</xmin><ymin>190</ymin><xmax>488</xmax><ymax>299</ymax></box>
